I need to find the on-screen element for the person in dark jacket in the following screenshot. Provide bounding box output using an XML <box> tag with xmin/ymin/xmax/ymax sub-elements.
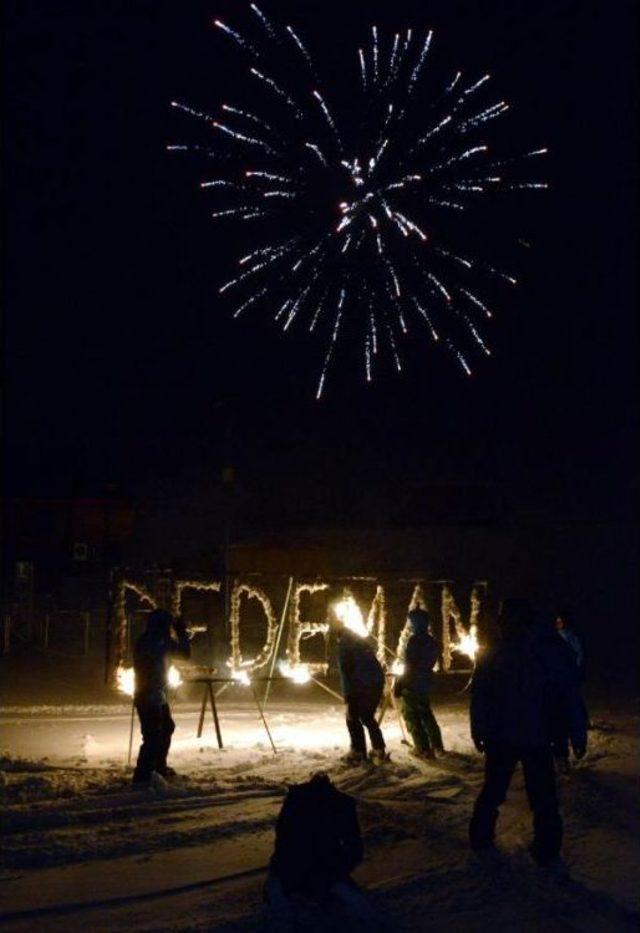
<box><xmin>332</xmin><ymin>618</ymin><xmax>387</xmax><ymax>764</ymax></box>
<box><xmin>132</xmin><ymin>608</ymin><xmax>190</xmax><ymax>786</ymax></box>
<box><xmin>265</xmin><ymin>772</ymin><xmax>377</xmax><ymax>922</ymax></box>
<box><xmin>266</xmin><ymin>772</ymin><xmax>363</xmax><ymax>898</ymax></box>
<box><xmin>395</xmin><ymin>608</ymin><xmax>443</xmax><ymax>758</ymax></box>
<box><xmin>469</xmin><ymin>598</ymin><xmax>588</xmax><ymax>865</ymax></box>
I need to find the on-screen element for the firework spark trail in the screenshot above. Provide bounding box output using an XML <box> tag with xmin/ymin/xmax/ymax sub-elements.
<box><xmin>409</xmin><ymin>30</ymin><xmax>433</xmax><ymax>91</ymax></box>
<box><xmin>413</xmin><ymin>297</ymin><xmax>439</xmax><ymax>341</ymax></box>
<box><xmin>246</xmin><ymin>170</ymin><xmax>292</xmax><ymax>182</ymax></box>
<box><xmin>459</xmin><ymin>286</ymin><xmax>493</xmax><ymax>318</ymax></box>
<box><xmin>358</xmin><ymin>48</ymin><xmax>367</xmax><ymax>88</ymax></box>
<box><xmin>388</xmin><ymin>33</ymin><xmax>400</xmax><ymax>82</ymax></box>
<box><xmin>234</xmin><ymin>286</ymin><xmax>268</xmax><ymax>317</ymax></box>
<box><xmin>283</xmin><ymin>282</ymin><xmax>314</xmax><ymax>330</ymax></box>
<box><xmin>304</xmin><ymin>141</ymin><xmax>327</xmax><ymax>165</ymax></box>
<box><xmin>369</xmin><ymin>306</ymin><xmax>378</xmax><ymax>354</ymax></box>
<box><xmin>250</xmin><ymin>67</ymin><xmax>302</xmax><ymax>117</ymax></box>
<box><xmin>416</xmin><ymin>114</ymin><xmax>452</xmax><ymax>144</ymax></box>
<box><xmin>200</xmin><ymin>179</ymin><xmax>243</xmax><ymax>189</ymax></box>
<box><xmin>463</xmin><ymin>74</ymin><xmax>491</xmax><ymax>97</ymax></box>
<box><xmin>239</xmin><ymin>237</ymin><xmax>299</xmax><ymax>266</ymax></box>
<box><xmin>436</xmin><ymin>247</ymin><xmax>472</xmax><ymax>268</ymax></box>
<box><xmin>212</xmin><ymin>119</ymin><xmax>277</xmax><ymax>153</ymax></box>
<box><xmin>427</xmin><ymin>272</ymin><xmax>452</xmax><ymax>304</ymax></box>
<box><xmin>286</xmin><ymin>24</ymin><xmax>315</xmax><ymax>73</ymax></box>
<box><xmin>171</xmin><ymin>100</ymin><xmax>215</xmax><ymax>122</ymax></box>
<box><xmin>316</xmin><ymin>288</ymin><xmax>346</xmax><ymax>398</ymax></box>
<box><xmin>460</xmin><ymin>101</ymin><xmax>509</xmax><ymax>131</ymax></box>
<box><xmin>372</xmin><ymin>26</ymin><xmax>379</xmax><ymax>83</ymax></box>
<box><xmin>173</xmin><ymin>5</ymin><xmax>547</xmax><ymax>396</ymax></box>
<box><xmin>309</xmin><ymin>287</ymin><xmax>329</xmax><ymax>332</ymax></box>
<box><xmin>211</xmin><ymin>207</ymin><xmax>254</xmax><ymax>218</ymax></box>
<box><xmin>250</xmin><ymin>3</ymin><xmax>276</xmax><ymax>38</ymax></box>
<box><xmin>214</xmin><ymin>18</ymin><xmax>257</xmax><ymax>54</ymax></box>
<box><xmin>222</xmin><ymin>103</ymin><xmax>275</xmax><ymax>134</ymax></box>
<box><xmin>428</xmin><ymin>196</ymin><xmax>465</xmax><ymax>211</ymax></box>
<box><xmin>312</xmin><ymin>90</ymin><xmax>343</xmax><ymax>150</ymax></box>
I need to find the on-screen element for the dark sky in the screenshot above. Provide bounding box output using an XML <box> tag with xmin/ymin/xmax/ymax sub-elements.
<box><xmin>3</xmin><ymin>0</ymin><xmax>637</xmax><ymax>523</ymax></box>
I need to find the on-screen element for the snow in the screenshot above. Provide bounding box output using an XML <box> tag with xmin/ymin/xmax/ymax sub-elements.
<box><xmin>1</xmin><ymin>685</ymin><xmax>639</xmax><ymax>931</ymax></box>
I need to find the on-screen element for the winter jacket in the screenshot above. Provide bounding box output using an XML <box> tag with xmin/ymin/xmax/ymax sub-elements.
<box><xmin>337</xmin><ymin>631</ymin><xmax>385</xmax><ymax>698</ymax></box>
<box><xmin>270</xmin><ymin>775</ymin><xmax>363</xmax><ymax>894</ymax></box>
<box><xmin>470</xmin><ymin>625</ymin><xmax>588</xmax><ymax>750</ymax></box>
<box><xmin>397</xmin><ymin>615</ymin><xmax>439</xmax><ymax>696</ymax></box>
<box><xmin>133</xmin><ymin>626</ymin><xmax>190</xmax><ymax>706</ymax></box>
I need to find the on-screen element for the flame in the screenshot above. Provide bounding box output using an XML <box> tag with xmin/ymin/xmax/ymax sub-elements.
<box><xmin>231</xmin><ymin>668</ymin><xmax>251</xmax><ymax>686</ymax></box>
<box><xmin>116</xmin><ymin>663</ymin><xmax>135</xmax><ymax>697</ymax></box>
<box><xmin>390</xmin><ymin>659</ymin><xmax>405</xmax><ymax>676</ymax></box>
<box><xmin>333</xmin><ymin>595</ymin><xmax>368</xmax><ymax>638</ymax></box>
<box><xmin>452</xmin><ymin>624</ymin><xmax>480</xmax><ymax>661</ymax></box>
<box><xmin>279</xmin><ymin>661</ymin><xmax>312</xmax><ymax>684</ymax></box>
<box><xmin>115</xmin><ymin>663</ymin><xmax>182</xmax><ymax>696</ymax></box>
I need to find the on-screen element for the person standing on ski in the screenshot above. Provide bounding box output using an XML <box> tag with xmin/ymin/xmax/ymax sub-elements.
<box><xmin>132</xmin><ymin>608</ymin><xmax>190</xmax><ymax>786</ymax></box>
<box><xmin>332</xmin><ymin>615</ymin><xmax>387</xmax><ymax>765</ymax></box>
<box><xmin>395</xmin><ymin>608</ymin><xmax>444</xmax><ymax>759</ymax></box>
<box><xmin>469</xmin><ymin>598</ymin><xmax>587</xmax><ymax>866</ymax></box>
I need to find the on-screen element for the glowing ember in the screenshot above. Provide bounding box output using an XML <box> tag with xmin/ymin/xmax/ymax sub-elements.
<box><xmin>115</xmin><ymin>663</ymin><xmax>183</xmax><ymax>696</ymax></box>
<box><xmin>116</xmin><ymin>663</ymin><xmax>135</xmax><ymax>697</ymax></box>
<box><xmin>333</xmin><ymin>595</ymin><xmax>368</xmax><ymax>638</ymax></box>
<box><xmin>452</xmin><ymin>624</ymin><xmax>480</xmax><ymax>661</ymax></box>
<box><xmin>231</xmin><ymin>668</ymin><xmax>252</xmax><ymax>686</ymax></box>
<box><xmin>279</xmin><ymin>661</ymin><xmax>312</xmax><ymax>684</ymax></box>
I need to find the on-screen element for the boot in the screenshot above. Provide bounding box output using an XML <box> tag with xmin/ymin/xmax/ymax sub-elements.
<box><xmin>341</xmin><ymin>750</ymin><xmax>367</xmax><ymax>766</ymax></box>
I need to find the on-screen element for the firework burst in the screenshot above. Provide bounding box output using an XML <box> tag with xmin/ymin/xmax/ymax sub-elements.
<box><xmin>170</xmin><ymin>6</ymin><xmax>547</xmax><ymax>398</ymax></box>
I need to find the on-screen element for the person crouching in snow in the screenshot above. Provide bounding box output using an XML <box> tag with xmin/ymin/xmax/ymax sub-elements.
<box><xmin>132</xmin><ymin>609</ymin><xmax>190</xmax><ymax>786</ymax></box>
<box><xmin>395</xmin><ymin>608</ymin><xmax>444</xmax><ymax>759</ymax></box>
<box><xmin>331</xmin><ymin>614</ymin><xmax>387</xmax><ymax>765</ymax></box>
<box><xmin>265</xmin><ymin>772</ymin><xmax>377</xmax><ymax>923</ymax></box>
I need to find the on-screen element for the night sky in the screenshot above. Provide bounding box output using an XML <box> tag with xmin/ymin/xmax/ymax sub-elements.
<box><xmin>4</xmin><ymin>0</ymin><xmax>637</xmax><ymax>527</ymax></box>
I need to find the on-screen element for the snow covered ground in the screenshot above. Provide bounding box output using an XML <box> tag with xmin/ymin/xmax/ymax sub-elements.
<box><xmin>1</xmin><ymin>682</ymin><xmax>639</xmax><ymax>931</ymax></box>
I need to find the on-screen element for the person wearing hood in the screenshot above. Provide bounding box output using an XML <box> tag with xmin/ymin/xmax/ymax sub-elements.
<box><xmin>395</xmin><ymin>608</ymin><xmax>443</xmax><ymax>759</ymax></box>
<box><xmin>331</xmin><ymin>616</ymin><xmax>387</xmax><ymax>765</ymax></box>
<box><xmin>469</xmin><ymin>598</ymin><xmax>588</xmax><ymax>866</ymax></box>
<box><xmin>132</xmin><ymin>608</ymin><xmax>190</xmax><ymax>786</ymax></box>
